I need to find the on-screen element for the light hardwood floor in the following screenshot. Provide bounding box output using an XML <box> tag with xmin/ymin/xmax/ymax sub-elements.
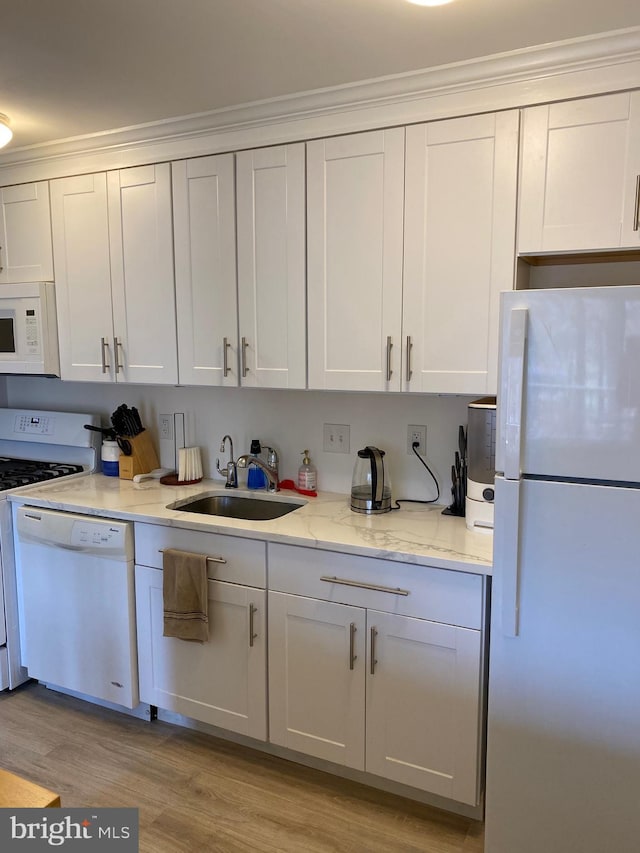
<box><xmin>0</xmin><ymin>682</ymin><xmax>484</xmax><ymax>852</ymax></box>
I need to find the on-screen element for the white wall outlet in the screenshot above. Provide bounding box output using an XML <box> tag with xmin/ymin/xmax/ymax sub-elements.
<box><xmin>407</xmin><ymin>425</ymin><xmax>427</xmax><ymax>454</ymax></box>
<box><xmin>323</xmin><ymin>423</ymin><xmax>350</xmax><ymax>453</ymax></box>
<box><xmin>159</xmin><ymin>414</ymin><xmax>173</xmax><ymax>441</ymax></box>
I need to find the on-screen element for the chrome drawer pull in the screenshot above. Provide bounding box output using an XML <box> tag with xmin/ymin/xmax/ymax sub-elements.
<box><xmin>158</xmin><ymin>549</ymin><xmax>226</xmax><ymax>565</ymax></box>
<box><xmin>386</xmin><ymin>336</ymin><xmax>393</xmax><ymax>381</ymax></box>
<box><xmin>113</xmin><ymin>336</ymin><xmax>124</xmax><ymax>374</ymax></box>
<box><xmin>349</xmin><ymin>622</ymin><xmax>357</xmax><ymax>670</ymax></box>
<box><xmin>370</xmin><ymin>626</ymin><xmax>378</xmax><ymax>675</ymax></box>
<box><xmin>320</xmin><ymin>575</ymin><xmax>409</xmax><ymax>596</ymax></box>
<box><xmin>249</xmin><ymin>603</ymin><xmax>258</xmax><ymax>648</ymax></box>
<box><xmin>223</xmin><ymin>336</ymin><xmax>231</xmax><ymax>377</ymax></box>
<box><xmin>241</xmin><ymin>337</ymin><xmax>249</xmax><ymax>377</ymax></box>
<box><xmin>100</xmin><ymin>337</ymin><xmax>110</xmax><ymax>374</ymax></box>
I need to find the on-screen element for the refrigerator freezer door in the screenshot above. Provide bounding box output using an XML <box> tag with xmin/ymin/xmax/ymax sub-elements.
<box><xmin>496</xmin><ymin>285</ymin><xmax>640</xmax><ymax>482</ymax></box>
<box><xmin>486</xmin><ymin>478</ymin><xmax>640</xmax><ymax>853</ymax></box>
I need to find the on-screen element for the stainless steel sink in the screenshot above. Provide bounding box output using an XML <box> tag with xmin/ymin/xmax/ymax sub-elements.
<box><xmin>169</xmin><ymin>493</ymin><xmax>305</xmax><ymax>520</ymax></box>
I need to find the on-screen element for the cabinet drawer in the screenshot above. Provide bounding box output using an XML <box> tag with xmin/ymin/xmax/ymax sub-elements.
<box><xmin>134</xmin><ymin>523</ymin><xmax>266</xmax><ymax>588</ymax></box>
<box><xmin>268</xmin><ymin>544</ymin><xmax>483</xmax><ymax>629</ymax></box>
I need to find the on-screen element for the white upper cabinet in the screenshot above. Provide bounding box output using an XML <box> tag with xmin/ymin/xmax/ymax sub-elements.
<box><xmin>307</xmin><ymin>129</ymin><xmax>405</xmax><ymax>391</ymax></box>
<box><xmin>518</xmin><ymin>91</ymin><xmax>640</xmax><ymax>253</ymax></box>
<box><xmin>173</xmin><ymin>154</ymin><xmax>238</xmax><ymax>387</ymax></box>
<box><xmin>51</xmin><ymin>164</ymin><xmax>177</xmax><ymax>383</ymax></box>
<box><xmin>108</xmin><ymin>164</ymin><xmax>177</xmax><ymax>384</ymax></box>
<box><xmin>236</xmin><ymin>144</ymin><xmax>306</xmax><ymax>389</ymax></box>
<box><xmin>403</xmin><ymin>111</ymin><xmax>519</xmax><ymax>395</ymax></box>
<box><xmin>50</xmin><ymin>172</ymin><xmax>115</xmax><ymax>381</ymax></box>
<box><xmin>0</xmin><ymin>181</ymin><xmax>54</xmax><ymax>283</ymax></box>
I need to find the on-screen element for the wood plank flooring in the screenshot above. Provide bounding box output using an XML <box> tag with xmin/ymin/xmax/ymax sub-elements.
<box><xmin>0</xmin><ymin>682</ymin><xmax>484</xmax><ymax>852</ymax></box>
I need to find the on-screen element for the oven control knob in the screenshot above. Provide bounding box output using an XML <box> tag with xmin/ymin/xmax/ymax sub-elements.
<box><xmin>482</xmin><ymin>487</ymin><xmax>495</xmax><ymax>502</ymax></box>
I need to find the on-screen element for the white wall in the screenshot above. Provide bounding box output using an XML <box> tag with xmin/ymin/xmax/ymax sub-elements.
<box><xmin>4</xmin><ymin>377</ymin><xmax>474</xmax><ymax>503</ymax></box>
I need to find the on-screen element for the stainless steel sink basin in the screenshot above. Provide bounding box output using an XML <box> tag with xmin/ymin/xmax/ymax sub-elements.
<box><xmin>169</xmin><ymin>493</ymin><xmax>305</xmax><ymax>521</ymax></box>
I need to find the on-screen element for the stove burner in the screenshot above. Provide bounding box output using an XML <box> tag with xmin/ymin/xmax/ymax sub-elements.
<box><xmin>0</xmin><ymin>457</ymin><xmax>84</xmax><ymax>491</ymax></box>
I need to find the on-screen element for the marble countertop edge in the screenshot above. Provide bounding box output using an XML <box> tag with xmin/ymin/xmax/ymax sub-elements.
<box><xmin>7</xmin><ymin>474</ymin><xmax>494</xmax><ymax>576</ymax></box>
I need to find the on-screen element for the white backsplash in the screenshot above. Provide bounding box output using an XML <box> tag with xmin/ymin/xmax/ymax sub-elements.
<box><xmin>4</xmin><ymin>377</ymin><xmax>474</xmax><ymax>502</ymax></box>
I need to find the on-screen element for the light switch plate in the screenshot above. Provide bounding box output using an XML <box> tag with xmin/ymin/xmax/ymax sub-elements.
<box><xmin>323</xmin><ymin>423</ymin><xmax>350</xmax><ymax>453</ymax></box>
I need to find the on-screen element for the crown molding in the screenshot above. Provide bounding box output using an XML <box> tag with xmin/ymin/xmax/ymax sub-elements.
<box><xmin>1</xmin><ymin>25</ymin><xmax>639</xmax><ymax>182</ymax></box>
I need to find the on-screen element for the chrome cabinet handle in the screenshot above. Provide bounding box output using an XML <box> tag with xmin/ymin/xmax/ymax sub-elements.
<box><xmin>249</xmin><ymin>603</ymin><xmax>258</xmax><ymax>648</ymax></box>
<box><xmin>370</xmin><ymin>627</ymin><xmax>378</xmax><ymax>675</ymax></box>
<box><xmin>113</xmin><ymin>336</ymin><xmax>124</xmax><ymax>374</ymax></box>
<box><xmin>223</xmin><ymin>337</ymin><xmax>231</xmax><ymax>377</ymax></box>
<box><xmin>349</xmin><ymin>622</ymin><xmax>357</xmax><ymax>670</ymax></box>
<box><xmin>241</xmin><ymin>337</ymin><xmax>249</xmax><ymax>377</ymax></box>
<box><xmin>634</xmin><ymin>174</ymin><xmax>640</xmax><ymax>232</ymax></box>
<box><xmin>0</xmin><ymin>244</ymin><xmax>3</xmax><ymax>273</ymax></box>
<box><xmin>158</xmin><ymin>549</ymin><xmax>227</xmax><ymax>565</ymax></box>
<box><xmin>406</xmin><ymin>335</ymin><xmax>413</xmax><ymax>381</ymax></box>
<box><xmin>100</xmin><ymin>337</ymin><xmax>110</xmax><ymax>374</ymax></box>
<box><xmin>386</xmin><ymin>336</ymin><xmax>393</xmax><ymax>381</ymax></box>
<box><xmin>320</xmin><ymin>575</ymin><xmax>410</xmax><ymax>596</ymax></box>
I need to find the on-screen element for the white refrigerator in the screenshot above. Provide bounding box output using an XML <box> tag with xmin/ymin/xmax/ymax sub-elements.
<box><xmin>485</xmin><ymin>285</ymin><xmax>640</xmax><ymax>853</ymax></box>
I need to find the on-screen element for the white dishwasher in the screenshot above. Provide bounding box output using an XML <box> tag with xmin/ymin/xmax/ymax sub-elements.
<box><xmin>14</xmin><ymin>506</ymin><xmax>138</xmax><ymax>709</ymax></box>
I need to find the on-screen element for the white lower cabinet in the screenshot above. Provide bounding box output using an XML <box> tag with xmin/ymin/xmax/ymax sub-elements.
<box><xmin>267</xmin><ymin>544</ymin><xmax>486</xmax><ymax>806</ymax></box>
<box><xmin>132</xmin><ymin>526</ymin><xmax>486</xmax><ymax>806</ymax></box>
<box><xmin>365</xmin><ymin>610</ymin><xmax>482</xmax><ymax>805</ymax></box>
<box><xmin>268</xmin><ymin>592</ymin><xmax>366</xmax><ymax>768</ymax></box>
<box><xmin>134</xmin><ymin>524</ymin><xmax>267</xmax><ymax>740</ymax></box>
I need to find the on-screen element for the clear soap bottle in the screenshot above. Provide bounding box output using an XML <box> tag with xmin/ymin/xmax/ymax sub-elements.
<box><xmin>298</xmin><ymin>450</ymin><xmax>317</xmax><ymax>491</ymax></box>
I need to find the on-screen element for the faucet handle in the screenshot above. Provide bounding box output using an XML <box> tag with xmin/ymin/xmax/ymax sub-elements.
<box><xmin>265</xmin><ymin>446</ymin><xmax>278</xmax><ymax>467</ymax></box>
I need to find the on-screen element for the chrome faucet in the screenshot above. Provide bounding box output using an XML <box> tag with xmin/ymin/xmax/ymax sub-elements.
<box><xmin>236</xmin><ymin>453</ymin><xmax>279</xmax><ymax>492</ymax></box>
<box><xmin>216</xmin><ymin>434</ymin><xmax>238</xmax><ymax>488</ymax></box>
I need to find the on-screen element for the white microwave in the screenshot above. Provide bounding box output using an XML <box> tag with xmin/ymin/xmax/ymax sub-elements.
<box><xmin>0</xmin><ymin>282</ymin><xmax>60</xmax><ymax>376</ymax></box>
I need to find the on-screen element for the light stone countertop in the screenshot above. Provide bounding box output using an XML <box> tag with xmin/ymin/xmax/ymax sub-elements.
<box><xmin>8</xmin><ymin>474</ymin><xmax>493</xmax><ymax>575</ymax></box>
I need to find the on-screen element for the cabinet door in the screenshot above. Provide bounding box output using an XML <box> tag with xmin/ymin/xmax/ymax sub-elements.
<box><xmin>268</xmin><ymin>591</ymin><xmax>366</xmax><ymax>769</ymax></box>
<box><xmin>0</xmin><ymin>181</ymin><xmax>54</xmax><ymax>283</ymax></box>
<box><xmin>108</xmin><ymin>163</ymin><xmax>178</xmax><ymax>384</ymax></box>
<box><xmin>236</xmin><ymin>144</ymin><xmax>306</xmax><ymax>388</ymax></box>
<box><xmin>135</xmin><ymin>565</ymin><xmax>267</xmax><ymax>740</ymax></box>
<box><xmin>366</xmin><ymin>610</ymin><xmax>482</xmax><ymax>805</ymax></box>
<box><xmin>519</xmin><ymin>92</ymin><xmax>640</xmax><ymax>252</ymax></box>
<box><xmin>403</xmin><ymin>111</ymin><xmax>518</xmax><ymax>395</ymax></box>
<box><xmin>173</xmin><ymin>154</ymin><xmax>238</xmax><ymax>386</ymax></box>
<box><xmin>50</xmin><ymin>173</ymin><xmax>115</xmax><ymax>381</ymax></box>
<box><xmin>307</xmin><ymin>129</ymin><xmax>404</xmax><ymax>391</ymax></box>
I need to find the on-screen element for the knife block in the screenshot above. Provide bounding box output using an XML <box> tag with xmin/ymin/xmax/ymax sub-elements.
<box><xmin>118</xmin><ymin>431</ymin><xmax>160</xmax><ymax>480</ymax></box>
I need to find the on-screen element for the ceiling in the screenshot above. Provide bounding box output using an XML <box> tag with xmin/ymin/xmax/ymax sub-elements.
<box><xmin>1</xmin><ymin>0</ymin><xmax>639</xmax><ymax>151</ymax></box>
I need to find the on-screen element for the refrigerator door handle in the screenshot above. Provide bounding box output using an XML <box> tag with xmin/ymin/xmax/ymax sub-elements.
<box><xmin>495</xmin><ymin>477</ymin><xmax>522</xmax><ymax>637</ymax></box>
<box><xmin>503</xmin><ymin>308</ymin><xmax>528</xmax><ymax>480</ymax></box>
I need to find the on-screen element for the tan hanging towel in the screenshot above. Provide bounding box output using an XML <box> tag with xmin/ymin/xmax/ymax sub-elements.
<box><xmin>162</xmin><ymin>548</ymin><xmax>209</xmax><ymax>642</ymax></box>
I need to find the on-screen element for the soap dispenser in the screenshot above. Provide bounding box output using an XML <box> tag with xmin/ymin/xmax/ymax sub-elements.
<box><xmin>247</xmin><ymin>439</ymin><xmax>267</xmax><ymax>490</ymax></box>
<box><xmin>298</xmin><ymin>450</ymin><xmax>317</xmax><ymax>491</ymax></box>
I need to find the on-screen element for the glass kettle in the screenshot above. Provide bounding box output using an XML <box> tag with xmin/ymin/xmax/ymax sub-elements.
<box><xmin>350</xmin><ymin>446</ymin><xmax>392</xmax><ymax>514</ymax></box>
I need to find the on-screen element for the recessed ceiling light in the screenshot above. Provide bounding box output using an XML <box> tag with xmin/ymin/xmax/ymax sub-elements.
<box><xmin>0</xmin><ymin>114</ymin><xmax>13</xmax><ymax>149</ymax></box>
<box><xmin>406</xmin><ymin>0</ymin><xmax>455</xmax><ymax>6</ymax></box>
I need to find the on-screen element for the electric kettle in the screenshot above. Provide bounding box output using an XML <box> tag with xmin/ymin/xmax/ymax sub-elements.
<box><xmin>350</xmin><ymin>446</ymin><xmax>392</xmax><ymax>514</ymax></box>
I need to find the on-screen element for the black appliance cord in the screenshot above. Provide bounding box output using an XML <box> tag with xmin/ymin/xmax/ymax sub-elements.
<box><xmin>391</xmin><ymin>442</ymin><xmax>440</xmax><ymax>510</ymax></box>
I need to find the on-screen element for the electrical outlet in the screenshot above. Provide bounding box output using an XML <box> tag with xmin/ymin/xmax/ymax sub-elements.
<box><xmin>323</xmin><ymin>423</ymin><xmax>350</xmax><ymax>454</ymax></box>
<box><xmin>407</xmin><ymin>424</ymin><xmax>427</xmax><ymax>454</ymax></box>
<box><xmin>159</xmin><ymin>414</ymin><xmax>173</xmax><ymax>441</ymax></box>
